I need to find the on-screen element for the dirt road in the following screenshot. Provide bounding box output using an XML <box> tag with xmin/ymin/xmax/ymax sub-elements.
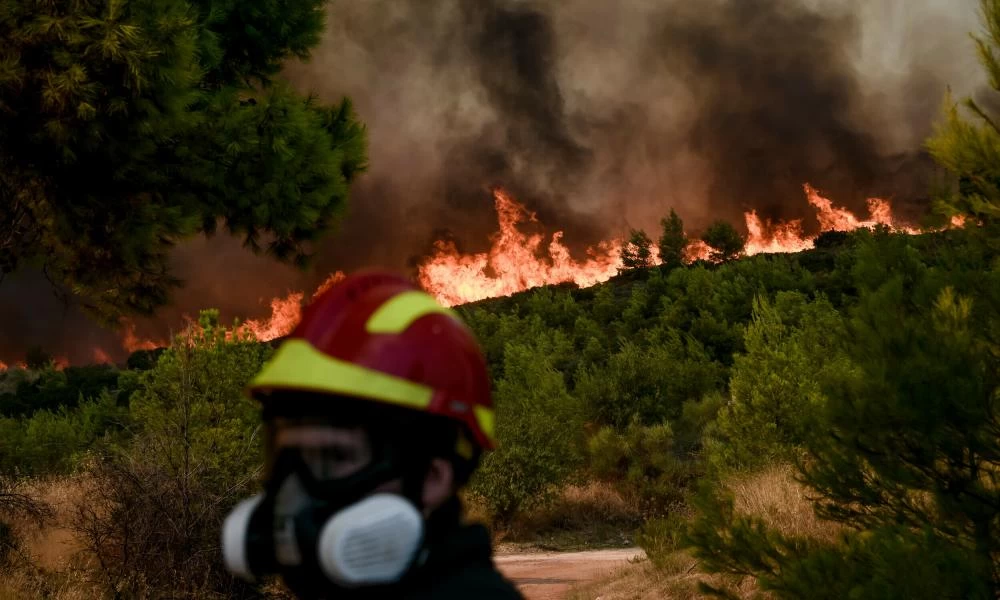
<box><xmin>495</xmin><ymin>548</ymin><xmax>645</xmax><ymax>600</ymax></box>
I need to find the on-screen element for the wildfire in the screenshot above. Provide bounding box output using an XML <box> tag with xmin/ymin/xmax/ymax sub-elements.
<box><xmin>744</xmin><ymin>212</ymin><xmax>813</xmax><ymax>255</ymax></box>
<box><xmin>239</xmin><ymin>292</ymin><xmax>304</xmax><ymax>342</ymax></box>
<box><xmin>312</xmin><ymin>271</ymin><xmax>347</xmax><ymax>300</ymax></box>
<box><xmin>19</xmin><ymin>182</ymin><xmax>963</xmax><ymax>368</ymax></box>
<box><xmin>417</xmin><ymin>189</ymin><xmax>623</xmax><ymax>306</ymax></box>
<box><xmin>683</xmin><ymin>239</ymin><xmax>713</xmax><ymax>263</ymax></box>
<box><xmin>416</xmin><ymin>184</ymin><xmax>942</xmax><ymax>304</ymax></box>
<box><xmin>93</xmin><ymin>347</ymin><xmax>113</xmax><ymax>365</ymax></box>
<box><xmin>803</xmin><ymin>183</ymin><xmax>917</xmax><ymax>234</ymax></box>
<box><xmin>121</xmin><ymin>318</ymin><xmax>163</xmax><ymax>353</ymax></box>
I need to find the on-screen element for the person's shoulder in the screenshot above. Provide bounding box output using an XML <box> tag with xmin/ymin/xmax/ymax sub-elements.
<box><xmin>418</xmin><ymin>562</ymin><xmax>524</xmax><ymax>600</ymax></box>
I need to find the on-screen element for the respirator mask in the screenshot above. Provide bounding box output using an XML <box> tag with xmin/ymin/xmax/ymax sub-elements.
<box><xmin>220</xmin><ymin>422</ymin><xmax>429</xmax><ymax>594</ymax></box>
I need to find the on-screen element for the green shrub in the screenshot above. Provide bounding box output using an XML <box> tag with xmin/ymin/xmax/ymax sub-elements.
<box><xmin>635</xmin><ymin>513</ymin><xmax>690</xmax><ymax>570</ymax></box>
<box><xmin>705</xmin><ymin>293</ymin><xmax>850</xmax><ymax>472</ymax></box>
<box><xmin>471</xmin><ymin>340</ymin><xmax>585</xmax><ymax>521</ymax></box>
<box><xmin>576</xmin><ymin>332</ymin><xmax>725</xmax><ymax>428</ymax></box>
<box><xmin>588</xmin><ymin>419</ymin><xmax>698</xmax><ymax>517</ymax></box>
<box><xmin>74</xmin><ymin>311</ymin><xmax>270</xmax><ymax>598</ymax></box>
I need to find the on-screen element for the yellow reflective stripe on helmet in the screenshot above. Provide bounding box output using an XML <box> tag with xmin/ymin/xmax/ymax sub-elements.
<box><xmin>366</xmin><ymin>290</ymin><xmax>459</xmax><ymax>334</ymax></box>
<box><xmin>474</xmin><ymin>405</ymin><xmax>496</xmax><ymax>444</ymax></box>
<box><xmin>249</xmin><ymin>339</ymin><xmax>433</xmax><ymax>409</ymax></box>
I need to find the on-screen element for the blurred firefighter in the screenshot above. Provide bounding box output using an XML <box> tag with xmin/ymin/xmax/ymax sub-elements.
<box><xmin>221</xmin><ymin>272</ymin><xmax>523</xmax><ymax>599</ymax></box>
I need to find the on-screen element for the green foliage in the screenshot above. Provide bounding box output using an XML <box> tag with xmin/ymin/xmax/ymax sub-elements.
<box><xmin>0</xmin><ymin>364</ymin><xmax>119</xmax><ymax>418</ymax></box>
<box><xmin>588</xmin><ymin>419</ymin><xmax>698</xmax><ymax>516</ymax></box>
<box><xmin>620</xmin><ymin>228</ymin><xmax>655</xmax><ymax>271</ymax></box>
<box><xmin>706</xmin><ymin>293</ymin><xmax>850</xmax><ymax>472</ymax></box>
<box><xmin>702</xmin><ymin>220</ymin><xmax>747</xmax><ymax>262</ymax></box>
<box><xmin>471</xmin><ymin>339</ymin><xmax>585</xmax><ymax>521</ymax></box>
<box><xmin>687</xmin><ymin>245</ymin><xmax>1000</xmax><ymax>596</ymax></box>
<box><xmin>635</xmin><ymin>513</ymin><xmax>690</xmax><ymax>570</ymax></box>
<box><xmin>75</xmin><ymin>310</ymin><xmax>270</xmax><ymax>597</ymax></box>
<box><xmin>576</xmin><ymin>333</ymin><xmax>726</xmax><ymax>429</ymax></box>
<box><xmin>0</xmin><ymin>0</ymin><xmax>367</xmax><ymax>321</ymax></box>
<box><xmin>926</xmin><ymin>0</ymin><xmax>1000</xmax><ymax>222</ymax></box>
<box><xmin>687</xmin><ymin>485</ymin><xmax>991</xmax><ymax>600</ymax></box>
<box><xmin>1</xmin><ymin>390</ymin><xmax>128</xmax><ymax>475</ymax></box>
<box><xmin>659</xmin><ymin>209</ymin><xmax>688</xmax><ymax>271</ymax></box>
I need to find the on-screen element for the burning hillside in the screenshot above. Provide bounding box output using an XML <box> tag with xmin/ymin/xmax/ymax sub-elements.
<box><xmin>417</xmin><ymin>183</ymin><xmax>939</xmax><ymax>306</ymax></box>
<box><xmin>0</xmin><ymin>182</ymin><xmax>970</xmax><ymax>369</ymax></box>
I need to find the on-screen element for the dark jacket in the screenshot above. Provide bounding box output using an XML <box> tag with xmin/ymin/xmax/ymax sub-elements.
<box><xmin>404</xmin><ymin>521</ymin><xmax>523</xmax><ymax>599</ymax></box>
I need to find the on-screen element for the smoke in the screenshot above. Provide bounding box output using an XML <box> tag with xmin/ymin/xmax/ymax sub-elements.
<box><xmin>291</xmin><ymin>0</ymin><xmax>982</xmax><ymax>267</ymax></box>
<box><xmin>0</xmin><ymin>0</ymin><xmax>985</xmax><ymax>363</ymax></box>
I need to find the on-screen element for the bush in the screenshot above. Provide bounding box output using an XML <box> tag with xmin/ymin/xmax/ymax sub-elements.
<box><xmin>576</xmin><ymin>332</ymin><xmax>726</xmax><ymax>428</ymax></box>
<box><xmin>705</xmin><ymin>293</ymin><xmax>849</xmax><ymax>472</ymax></box>
<box><xmin>588</xmin><ymin>419</ymin><xmax>699</xmax><ymax>517</ymax></box>
<box><xmin>73</xmin><ymin>311</ymin><xmax>270</xmax><ymax>598</ymax></box>
<box><xmin>0</xmin><ymin>390</ymin><xmax>129</xmax><ymax>475</ymax></box>
<box><xmin>471</xmin><ymin>340</ymin><xmax>585</xmax><ymax>522</ymax></box>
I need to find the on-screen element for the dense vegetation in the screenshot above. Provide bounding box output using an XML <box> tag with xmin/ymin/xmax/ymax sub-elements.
<box><xmin>2</xmin><ymin>218</ymin><xmax>995</xmax><ymax>597</ymax></box>
<box><xmin>2</xmin><ymin>0</ymin><xmax>1000</xmax><ymax>598</ymax></box>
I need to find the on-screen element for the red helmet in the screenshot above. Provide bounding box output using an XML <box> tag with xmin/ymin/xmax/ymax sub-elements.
<box><xmin>247</xmin><ymin>272</ymin><xmax>495</xmax><ymax>450</ymax></box>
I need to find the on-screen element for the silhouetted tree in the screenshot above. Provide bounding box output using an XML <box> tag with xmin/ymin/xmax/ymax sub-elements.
<box><xmin>621</xmin><ymin>229</ymin><xmax>655</xmax><ymax>270</ymax></box>
<box><xmin>658</xmin><ymin>209</ymin><xmax>688</xmax><ymax>270</ymax></box>
<box><xmin>701</xmin><ymin>221</ymin><xmax>746</xmax><ymax>262</ymax></box>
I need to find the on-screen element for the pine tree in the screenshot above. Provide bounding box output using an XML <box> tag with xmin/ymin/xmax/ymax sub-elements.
<box><xmin>686</xmin><ymin>231</ymin><xmax>1000</xmax><ymax>598</ymax></box>
<box><xmin>701</xmin><ymin>220</ymin><xmax>746</xmax><ymax>262</ymax></box>
<box><xmin>620</xmin><ymin>228</ymin><xmax>654</xmax><ymax>271</ymax></box>
<box><xmin>927</xmin><ymin>0</ymin><xmax>1000</xmax><ymax>222</ymax></box>
<box><xmin>658</xmin><ymin>209</ymin><xmax>688</xmax><ymax>271</ymax></box>
<box><xmin>0</xmin><ymin>0</ymin><xmax>367</xmax><ymax>322</ymax></box>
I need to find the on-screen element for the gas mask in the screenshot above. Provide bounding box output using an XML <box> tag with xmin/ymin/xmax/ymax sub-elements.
<box><xmin>221</xmin><ymin>429</ymin><xmax>429</xmax><ymax>594</ymax></box>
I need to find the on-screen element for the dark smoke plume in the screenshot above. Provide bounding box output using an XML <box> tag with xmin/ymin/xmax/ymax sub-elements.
<box><xmin>0</xmin><ymin>0</ymin><xmax>984</xmax><ymax>363</ymax></box>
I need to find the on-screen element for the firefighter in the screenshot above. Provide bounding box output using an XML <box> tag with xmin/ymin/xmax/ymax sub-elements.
<box><xmin>221</xmin><ymin>272</ymin><xmax>523</xmax><ymax>599</ymax></box>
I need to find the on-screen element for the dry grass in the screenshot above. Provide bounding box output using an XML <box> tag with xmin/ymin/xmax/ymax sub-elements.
<box><xmin>1</xmin><ymin>476</ymin><xmax>101</xmax><ymax>600</ymax></box>
<box><xmin>469</xmin><ymin>481</ymin><xmax>644</xmax><ymax>550</ymax></box>
<box><xmin>724</xmin><ymin>463</ymin><xmax>841</xmax><ymax>543</ymax></box>
<box><xmin>568</xmin><ymin>464</ymin><xmax>840</xmax><ymax>600</ymax></box>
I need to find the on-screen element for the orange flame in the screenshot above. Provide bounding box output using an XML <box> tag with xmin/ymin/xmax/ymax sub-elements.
<box><xmin>240</xmin><ymin>292</ymin><xmax>304</xmax><ymax>341</ymax></box>
<box><xmin>417</xmin><ymin>184</ymin><xmax>933</xmax><ymax>303</ymax></box>
<box><xmin>684</xmin><ymin>239</ymin><xmax>713</xmax><ymax>263</ymax></box>
<box><xmin>60</xmin><ymin>183</ymin><xmax>964</xmax><ymax>368</ymax></box>
<box><xmin>742</xmin><ymin>184</ymin><xmax>922</xmax><ymax>255</ymax></box>
<box><xmin>0</xmin><ymin>360</ymin><xmax>7</xmax><ymax>371</ymax></box>
<box><xmin>744</xmin><ymin>211</ymin><xmax>813</xmax><ymax>255</ymax></box>
<box><xmin>53</xmin><ymin>356</ymin><xmax>69</xmax><ymax>370</ymax></box>
<box><xmin>313</xmin><ymin>271</ymin><xmax>347</xmax><ymax>300</ymax></box>
<box><xmin>121</xmin><ymin>318</ymin><xmax>163</xmax><ymax>353</ymax></box>
<box><xmin>93</xmin><ymin>347</ymin><xmax>113</xmax><ymax>364</ymax></box>
<box><xmin>418</xmin><ymin>189</ymin><xmax>623</xmax><ymax>306</ymax></box>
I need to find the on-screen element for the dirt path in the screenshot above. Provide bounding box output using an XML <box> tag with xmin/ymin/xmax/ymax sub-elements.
<box><xmin>495</xmin><ymin>548</ymin><xmax>646</xmax><ymax>600</ymax></box>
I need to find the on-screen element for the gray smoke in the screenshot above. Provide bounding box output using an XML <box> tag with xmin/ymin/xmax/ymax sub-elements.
<box><xmin>0</xmin><ymin>0</ymin><xmax>985</xmax><ymax>364</ymax></box>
